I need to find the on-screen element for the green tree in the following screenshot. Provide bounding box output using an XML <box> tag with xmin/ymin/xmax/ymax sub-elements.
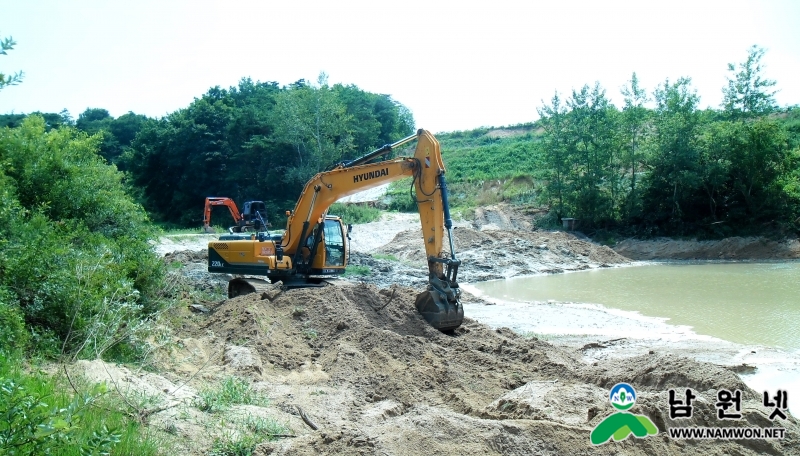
<box><xmin>694</xmin><ymin>120</ymin><xmax>733</xmax><ymax>225</ymax></box>
<box><xmin>272</xmin><ymin>72</ymin><xmax>355</xmax><ymax>175</ymax></box>
<box><xmin>0</xmin><ymin>33</ymin><xmax>23</xmax><ymax>91</ymax></box>
<box><xmin>333</xmin><ymin>83</ymin><xmax>414</xmax><ymax>151</ymax></box>
<box><xmin>564</xmin><ymin>83</ymin><xmax>620</xmax><ymax>226</ymax></box>
<box><xmin>641</xmin><ymin>77</ymin><xmax>702</xmax><ymax>232</ymax></box>
<box><xmin>728</xmin><ymin>119</ymin><xmax>791</xmax><ymax>221</ymax></box>
<box><xmin>538</xmin><ymin>92</ymin><xmax>570</xmax><ymax>218</ymax></box>
<box><xmin>74</xmin><ymin>108</ymin><xmax>148</xmax><ymax>166</ymax></box>
<box><xmin>620</xmin><ymin>73</ymin><xmax>649</xmax><ymax>219</ymax></box>
<box><xmin>76</xmin><ymin>108</ymin><xmax>117</xmax><ymax>161</ymax></box>
<box><xmin>722</xmin><ymin>45</ymin><xmax>778</xmax><ymax>117</ymax></box>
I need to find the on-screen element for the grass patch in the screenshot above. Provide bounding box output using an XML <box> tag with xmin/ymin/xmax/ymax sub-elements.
<box><xmin>158</xmin><ymin>225</ymin><xmax>209</xmax><ymax>235</ymax></box>
<box><xmin>343</xmin><ymin>265</ymin><xmax>371</xmax><ymax>277</ymax></box>
<box><xmin>195</xmin><ymin>377</ymin><xmax>269</xmax><ymax>413</ymax></box>
<box><xmin>0</xmin><ymin>354</ymin><xmax>162</xmax><ymax>456</ymax></box>
<box><xmin>244</xmin><ymin>415</ymin><xmax>289</xmax><ymax>436</ymax></box>
<box><xmin>209</xmin><ymin>432</ymin><xmax>258</xmax><ymax>456</ymax></box>
<box><xmin>208</xmin><ymin>416</ymin><xmax>291</xmax><ymax>456</ymax></box>
<box><xmin>291</xmin><ymin>306</ymin><xmax>306</xmax><ymax>318</ymax></box>
<box><xmin>520</xmin><ymin>331</ymin><xmax>556</xmax><ymax>341</ymax></box>
<box><xmin>373</xmin><ymin>253</ymin><xmax>398</xmax><ymax>261</ymax></box>
<box><xmin>302</xmin><ymin>326</ymin><xmax>318</xmax><ymax>340</ymax></box>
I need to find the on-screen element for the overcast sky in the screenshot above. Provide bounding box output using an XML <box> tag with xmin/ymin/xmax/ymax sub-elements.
<box><xmin>1</xmin><ymin>0</ymin><xmax>798</xmax><ymax>133</ymax></box>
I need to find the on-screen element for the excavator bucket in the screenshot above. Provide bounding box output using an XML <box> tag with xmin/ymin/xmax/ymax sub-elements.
<box><xmin>414</xmin><ymin>286</ymin><xmax>464</xmax><ymax>331</ymax></box>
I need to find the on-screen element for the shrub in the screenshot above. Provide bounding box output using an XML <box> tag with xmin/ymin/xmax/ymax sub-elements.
<box><xmin>0</xmin><ymin>354</ymin><xmax>161</xmax><ymax>456</ymax></box>
<box><xmin>0</xmin><ymin>377</ymin><xmax>118</xmax><ymax>455</ymax></box>
<box><xmin>0</xmin><ymin>294</ymin><xmax>28</xmax><ymax>355</ymax></box>
<box><xmin>0</xmin><ymin>116</ymin><xmax>165</xmax><ymax>359</ymax></box>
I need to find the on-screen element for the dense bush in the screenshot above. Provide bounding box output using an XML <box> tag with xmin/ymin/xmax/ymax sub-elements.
<box><xmin>0</xmin><ymin>116</ymin><xmax>164</xmax><ymax>358</ymax></box>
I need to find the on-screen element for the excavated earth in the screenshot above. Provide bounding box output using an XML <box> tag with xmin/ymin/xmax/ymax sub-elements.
<box><xmin>614</xmin><ymin>236</ymin><xmax>800</xmax><ymax>260</ymax></box>
<box><xmin>77</xmin><ymin>206</ymin><xmax>799</xmax><ymax>455</ymax></box>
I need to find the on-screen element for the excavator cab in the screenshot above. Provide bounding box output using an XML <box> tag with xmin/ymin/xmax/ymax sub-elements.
<box><xmin>240</xmin><ymin>201</ymin><xmax>267</xmax><ymax>231</ymax></box>
<box><xmin>323</xmin><ymin>218</ymin><xmax>346</xmax><ymax>267</ymax></box>
<box><xmin>298</xmin><ymin>215</ymin><xmax>347</xmax><ymax>274</ymax></box>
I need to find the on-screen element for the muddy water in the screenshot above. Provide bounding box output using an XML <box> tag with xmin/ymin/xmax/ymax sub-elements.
<box><xmin>472</xmin><ymin>262</ymin><xmax>800</xmax><ymax>350</ymax></box>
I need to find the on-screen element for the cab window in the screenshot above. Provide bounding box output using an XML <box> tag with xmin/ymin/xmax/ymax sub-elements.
<box><xmin>323</xmin><ymin>219</ymin><xmax>344</xmax><ymax>266</ymax></box>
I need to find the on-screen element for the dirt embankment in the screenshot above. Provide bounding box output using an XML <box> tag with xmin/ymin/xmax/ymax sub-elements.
<box><xmin>347</xmin><ymin>206</ymin><xmax>628</xmax><ymax>288</ymax></box>
<box><xmin>613</xmin><ymin>236</ymin><xmax>800</xmax><ymax>261</ymax></box>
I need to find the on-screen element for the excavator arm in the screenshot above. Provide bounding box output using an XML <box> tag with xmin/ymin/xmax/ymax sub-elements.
<box><xmin>203</xmin><ymin>197</ymin><xmax>243</xmax><ymax>230</ymax></box>
<box><xmin>284</xmin><ymin>131</ymin><xmax>452</xmax><ymax>259</ymax></box>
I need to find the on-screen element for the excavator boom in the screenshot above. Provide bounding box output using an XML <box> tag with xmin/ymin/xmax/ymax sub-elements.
<box><xmin>203</xmin><ymin>197</ymin><xmax>242</xmax><ymax>229</ymax></box>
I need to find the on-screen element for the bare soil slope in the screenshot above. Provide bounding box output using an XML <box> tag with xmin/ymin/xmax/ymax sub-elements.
<box><xmin>133</xmin><ymin>282</ymin><xmax>799</xmax><ymax>455</ymax></box>
<box><xmin>614</xmin><ymin>236</ymin><xmax>800</xmax><ymax>260</ymax></box>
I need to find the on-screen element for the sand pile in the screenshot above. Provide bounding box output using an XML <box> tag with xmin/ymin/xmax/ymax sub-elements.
<box><xmin>160</xmin><ymin>283</ymin><xmax>800</xmax><ymax>455</ymax></box>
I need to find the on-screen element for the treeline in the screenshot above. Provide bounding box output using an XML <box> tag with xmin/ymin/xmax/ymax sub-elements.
<box><xmin>1</xmin><ymin>75</ymin><xmax>414</xmax><ymax>227</ymax></box>
<box><xmin>5</xmin><ymin>46</ymin><xmax>797</xmax><ymax>237</ymax></box>
<box><xmin>436</xmin><ymin>46</ymin><xmax>800</xmax><ymax>237</ymax></box>
<box><xmin>127</xmin><ymin>75</ymin><xmax>414</xmax><ymax>226</ymax></box>
<box><xmin>536</xmin><ymin>47</ymin><xmax>799</xmax><ymax>236</ymax></box>
<box><xmin>0</xmin><ymin>108</ymin><xmax>148</xmax><ymax>167</ymax></box>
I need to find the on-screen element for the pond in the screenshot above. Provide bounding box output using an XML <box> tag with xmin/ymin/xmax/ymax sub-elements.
<box><xmin>470</xmin><ymin>262</ymin><xmax>800</xmax><ymax>350</ymax></box>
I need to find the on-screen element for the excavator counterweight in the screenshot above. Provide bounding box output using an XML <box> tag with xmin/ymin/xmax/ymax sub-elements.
<box><xmin>208</xmin><ymin>129</ymin><xmax>463</xmax><ymax>331</ymax></box>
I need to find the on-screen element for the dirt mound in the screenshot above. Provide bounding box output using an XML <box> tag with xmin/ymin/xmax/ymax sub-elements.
<box><xmin>164</xmin><ymin>249</ymin><xmax>208</xmax><ymax>264</ymax></box>
<box><xmin>159</xmin><ymin>284</ymin><xmax>800</xmax><ymax>455</ymax></box>
<box><xmin>614</xmin><ymin>236</ymin><xmax>800</xmax><ymax>260</ymax></box>
<box><xmin>377</xmin><ymin>227</ymin><xmax>628</xmax><ymax>282</ymax></box>
<box><xmin>472</xmin><ymin>204</ymin><xmax>536</xmax><ymax>231</ymax></box>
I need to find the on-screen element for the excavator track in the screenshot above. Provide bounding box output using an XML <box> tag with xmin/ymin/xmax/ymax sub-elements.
<box><xmin>228</xmin><ymin>278</ymin><xmax>276</xmax><ymax>299</ymax></box>
<box><xmin>227</xmin><ymin>277</ymin><xmax>333</xmax><ymax>299</ymax></box>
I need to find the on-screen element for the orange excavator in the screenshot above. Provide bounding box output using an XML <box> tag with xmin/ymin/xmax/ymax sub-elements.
<box><xmin>207</xmin><ymin>129</ymin><xmax>463</xmax><ymax>330</ymax></box>
<box><xmin>202</xmin><ymin>197</ymin><xmax>268</xmax><ymax>234</ymax></box>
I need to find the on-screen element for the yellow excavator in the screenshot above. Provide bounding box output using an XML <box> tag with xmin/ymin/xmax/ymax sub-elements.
<box><xmin>207</xmin><ymin>129</ymin><xmax>463</xmax><ymax>330</ymax></box>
